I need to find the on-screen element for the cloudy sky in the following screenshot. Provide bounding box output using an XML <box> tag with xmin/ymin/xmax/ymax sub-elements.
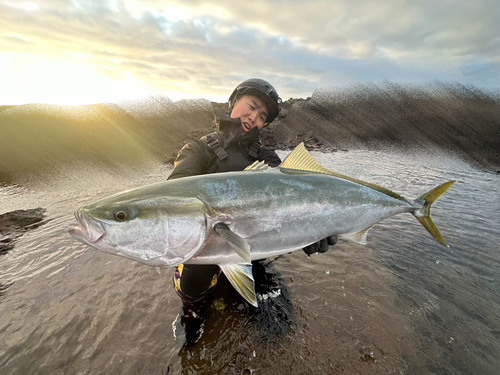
<box><xmin>1</xmin><ymin>0</ymin><xmax>498</xmax><ymax>105</ymax></box>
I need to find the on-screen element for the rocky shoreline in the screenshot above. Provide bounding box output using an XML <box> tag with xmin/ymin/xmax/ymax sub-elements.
<box><xmin>166</xmin><ymin>100</ymin><xmax>340</xmax><ymax>164</ymax></box>
<box><xmin>167</xmin><ymin>84</ymin><xmax>500</xmax><ymax>173</ymax></box>
<box><xmin>1</xmin><ymin>81</ymin><xmax>499</xmax><ymax>181</ymax></box>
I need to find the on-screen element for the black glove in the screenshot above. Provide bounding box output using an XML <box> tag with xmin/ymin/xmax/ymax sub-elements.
<box><xmin>303</xmin><ymin>235</ymin><xmax>338</xmax><ymax>255</ymax></box>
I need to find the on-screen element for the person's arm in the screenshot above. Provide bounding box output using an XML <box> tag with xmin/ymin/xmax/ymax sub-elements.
<box><xmin>257</xmin><ymin>146</ymin><xmax>281</xmax><ymax>167</ymax></box>
<box><xmin>168</xmin><ymin>140</ymin><xmax>215</xmax><ymax>180</ymax></box>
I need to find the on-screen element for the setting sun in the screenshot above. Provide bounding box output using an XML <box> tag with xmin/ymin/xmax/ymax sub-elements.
<box><xmin>0</xmin><ymin>53</ymin><xmax>160</xmax><ymax>105</ymax></box>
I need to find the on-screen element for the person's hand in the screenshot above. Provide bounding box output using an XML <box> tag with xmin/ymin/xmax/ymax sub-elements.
<box><xmin>303</xmin><ymin>235</ymin><xmax>338</xmax><ymax>255</ymax></box>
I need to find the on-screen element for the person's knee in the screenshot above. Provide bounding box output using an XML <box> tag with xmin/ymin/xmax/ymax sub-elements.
<box><xmin>173</xmin><ymin>264</ymin><xmax>221</xmax><ymax>302</ymax></box>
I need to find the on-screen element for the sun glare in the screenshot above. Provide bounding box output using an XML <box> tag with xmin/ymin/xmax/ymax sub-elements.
<box><xmin>0</xmin><ymin>53</ymin><xmax>229</xmax><ymax>106</ymax></box>
<box><xmin>167</xmin><ymin>5</ymin><xmax>195</xmax><ymax>22</ymax></box>
<box><xmin>0</xmin><ymin>53</ymin><xmax>158</xmax><ymax>105</ymax></box>
<box><xmin>22</xmin><ymin>1</ymin><xmax>39</xmax><ymax>11</ymax></box>
<box><xmin>124</xmin><ymin>0</ymin><xmax>150</xmax><ymax>19</ymax></box>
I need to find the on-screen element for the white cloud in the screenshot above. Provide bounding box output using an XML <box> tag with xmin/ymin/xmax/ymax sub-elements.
<box><xmin>0</xmin><ymin>0</ymin><xmax>498</xmax><ymax>104</ymax></box>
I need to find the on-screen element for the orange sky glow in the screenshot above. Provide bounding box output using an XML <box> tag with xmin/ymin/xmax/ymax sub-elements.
<box><xmin>1</xmin><ymin>0</ymin><xmax>498</xmax><ymax>106</ymax></box>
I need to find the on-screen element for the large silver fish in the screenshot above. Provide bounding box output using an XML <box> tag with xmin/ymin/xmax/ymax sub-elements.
<box><xmin>69</xmin><ymin>143</ymin><xmax>454</xmax><ymax>306</ymax></box>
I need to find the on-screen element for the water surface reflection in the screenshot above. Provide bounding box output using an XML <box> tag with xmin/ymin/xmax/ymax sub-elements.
<box><xmin>0</xmin><ymin>150</ymin><xmax>499</xmax><ymax>374</ymax></box>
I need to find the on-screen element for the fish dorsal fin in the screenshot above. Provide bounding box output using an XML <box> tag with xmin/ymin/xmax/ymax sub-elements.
<box><xmin>244</xmin><ymin>160</ymin><xmax>271</xmax><ymax>171</ymax></box>
<box><xmin>220</xmin><ymin>263</ymin><xmax>257</xmax><ymax>307</ymax></box>
<box><xmin>340</xmin><ymin>225</ymin><xmax>374</xmax><ymax>245</ymax></box>
<box><xmin>279</xmin><ymin>142</ymin><xmax>335</xmax><ymax>175</ymax></box>
<box><xmin>214</xmin><ymin>223</ymin><xmax>251</xmax><ymax>262</ymax></box>
<box><xmin>279</xmin><ymin>143</ymin><xmax>408</xmax><ymax>202</ymax></box>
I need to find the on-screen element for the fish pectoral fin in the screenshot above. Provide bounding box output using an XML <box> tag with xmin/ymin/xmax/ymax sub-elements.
<box><xmin>220</xmin><ymin>263</ymin><xmax>257</xmax><ymax>307</ymax></box>
<box><xmin>340</xmin><ymin>225</ymin><xmax>374</xmax><ymax>245</ymax></box>
<box><xmin>214</xmin><ymin>223</ymin><xmax>252</xmax><ymax>262</ymax></box>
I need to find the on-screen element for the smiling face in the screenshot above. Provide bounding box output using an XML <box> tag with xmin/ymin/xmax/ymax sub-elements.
<box><xmin>230</xmin><ymin>94</ymin><xmax>269</xmax><ymax>134</ymax></box>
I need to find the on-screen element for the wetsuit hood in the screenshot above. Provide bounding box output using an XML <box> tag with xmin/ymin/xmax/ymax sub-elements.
<box><xmin>214</xmin><ymin>113</ymin><xmax>260</xmax><ymax>146</ymax></box>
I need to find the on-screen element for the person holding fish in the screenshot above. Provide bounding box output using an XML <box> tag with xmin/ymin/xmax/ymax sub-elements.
<box><xmin>168</xmin><ymin>78</ymin><xmax>337</xmax><ymax>346</ymax></box>
<box><xmin>69</xmin><ymin>77</ymin><xmax>453</xmax><ymax>346</ymax></box>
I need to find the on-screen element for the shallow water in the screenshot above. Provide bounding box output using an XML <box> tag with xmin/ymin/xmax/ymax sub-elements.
<box><xmin>0</xmin><ymin>149</ymin><xmax>499</xmax><ymax>375</ymax></box>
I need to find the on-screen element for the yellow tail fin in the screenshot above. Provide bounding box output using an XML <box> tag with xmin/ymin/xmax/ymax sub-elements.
<box><xmin>413</xmin><ymin>181</ymin><xmax>455</xmax><ymax>247</ymax></box>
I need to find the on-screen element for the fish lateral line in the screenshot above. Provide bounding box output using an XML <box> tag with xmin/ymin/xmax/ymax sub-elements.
<box><xmin>279</xmin><ymin>143</ymin><xmax>455</xmax><ymax>247</ymax></box>
<box><xmin>69</xmin><ymin>143</ymin><xmax>457</xmax><ymax>308</ymax></box>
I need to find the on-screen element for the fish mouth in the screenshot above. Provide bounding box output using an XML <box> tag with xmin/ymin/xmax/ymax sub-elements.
<box><xmin>69</xmin><ymin>208</ymin><xmax>106</xmax><ymax>245</ymax></box>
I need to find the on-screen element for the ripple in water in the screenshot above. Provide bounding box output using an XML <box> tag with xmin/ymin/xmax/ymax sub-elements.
<box><xmin>0</xmin><ymin>149</ymin><xmax>499</xmax><ymax>374</ymax></box>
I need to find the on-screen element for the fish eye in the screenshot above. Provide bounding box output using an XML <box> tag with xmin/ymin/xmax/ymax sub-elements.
<box><xmin>114</xmin><ymin>210</ymin><xmax>129</xmax><ymax>221</ymax></box>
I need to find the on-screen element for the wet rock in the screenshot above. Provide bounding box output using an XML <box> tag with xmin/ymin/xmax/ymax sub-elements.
<box><xmin>0</xmin><ymin>207</ymin><xmax>47</xmax><ymax>235</ymax></box>
<box><xmin>0</xmin><ymin>208</ymin><xmax>47</xmax><ymax>299</ymax></box>
<box><xmin>0</xmin><ymin>208</ymin><xmax>47</xmax><ymax>255</ymax></box>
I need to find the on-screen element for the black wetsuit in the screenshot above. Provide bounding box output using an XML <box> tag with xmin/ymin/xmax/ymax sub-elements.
<box><xmin>169</xmin><ymin>114</ymin><xmax>281</xmax><ymax>302</ymax></box>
